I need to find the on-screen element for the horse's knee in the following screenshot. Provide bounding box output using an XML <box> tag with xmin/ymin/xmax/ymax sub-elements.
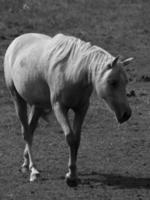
<box><xmin>65</xmin><ymin>131</ymin><xmax>74</xmax><ymax>146</ymax></box>
<box><xmin>23</xmin><ymin>148</ymin><xmax>29</xmax><ymax>158</ymax></box>
<box><xmin>23</xmin><ymin>131</ymin><xmax>33</xmax><ymax>144</ymax></box>
<box><xmin>65</xmin><ymin>131</ymin><xmax>73</xmax><ymax>145</ymax></box>
<box><xmin>65</xmin><ymin>131</ymin><xmax>80</xmax><ymax>148</ymax></box>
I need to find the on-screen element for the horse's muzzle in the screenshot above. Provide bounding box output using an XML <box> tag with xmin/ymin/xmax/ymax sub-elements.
<box><xmin>118</xmin><ymin>107</ymin><xmax>132</xmax><ymax>124</ymax></box>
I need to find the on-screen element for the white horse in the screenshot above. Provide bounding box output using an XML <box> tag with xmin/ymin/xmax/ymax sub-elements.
<box><xmin>4</xmin><ymin>33</ymin><xmax>133</xmax><ymax>186</ymax></box>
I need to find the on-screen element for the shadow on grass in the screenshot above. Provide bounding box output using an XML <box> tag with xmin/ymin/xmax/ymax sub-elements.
<box><xmin>79</xmin><ymin>171</ymin><xmax>150</xmax><ymax>189</ymax></box>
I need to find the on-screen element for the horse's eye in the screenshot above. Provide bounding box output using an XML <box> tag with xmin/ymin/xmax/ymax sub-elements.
<box><xmin>110</xmin><ymin>80</ymin><xmax>118</xmax><ymax>87</ymax></box>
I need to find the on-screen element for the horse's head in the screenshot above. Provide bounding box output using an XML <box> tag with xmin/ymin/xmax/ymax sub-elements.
<box><xmin>96</xmin><ymin>56</ymin><xmax>133</xmax><ymax>123</ymax></box>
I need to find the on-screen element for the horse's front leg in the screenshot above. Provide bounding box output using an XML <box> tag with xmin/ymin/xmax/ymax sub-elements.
<box><xmin>53</xmin><ymin>102</ymin><xmax>77</xmax><ymax>186</ymax></box>
<box><xmin>53</xmin><ymin>101</ymin><xmax>89</xmax><ymax>186</ymax></box>
<box><xmin>66</xmin><ymin>103</ymin><xmax>89</xmax><ymax>184</ymax></box>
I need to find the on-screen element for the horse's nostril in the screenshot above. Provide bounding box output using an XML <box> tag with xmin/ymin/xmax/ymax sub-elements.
<box><xmin>118</xmin><ymin>107</ymin><xmax>132</xmax><ymax>123</ymax></box>
<box><xmin>123</xmin><ymin>112</ymin><xmax>128</xmax><ymax>120</ymax></box>
<box><xmin>122</xmin><ymin>110</ymin><xmax>131</xmax><ymax>122</ymax></box>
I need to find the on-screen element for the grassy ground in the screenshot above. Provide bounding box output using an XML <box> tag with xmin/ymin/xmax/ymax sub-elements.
<box><xmin>0</xmin><ymin>0</ymin><xmax>150</xmax><ymax>199</ymax></box>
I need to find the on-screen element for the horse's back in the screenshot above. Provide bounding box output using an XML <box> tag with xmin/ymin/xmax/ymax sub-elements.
<box><xmin>4</xmin><ymin>33</ymin><xmax>52</xmax><ymax>106</ymax></box>
<box><xmin>4</xmin><ymin>33</ymin><xmax>51</xmax><ymax>79</ymax></box>
<box><xmin>4</xmin><ymin>33</ymin><xmax>51</xmax><ymax>69</ymax></box>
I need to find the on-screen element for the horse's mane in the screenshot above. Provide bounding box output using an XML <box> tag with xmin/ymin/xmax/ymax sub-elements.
<box><xmin>49</xmin><ymin>34</ymin><xmax>114</xmax><ymax>82</ymax></box>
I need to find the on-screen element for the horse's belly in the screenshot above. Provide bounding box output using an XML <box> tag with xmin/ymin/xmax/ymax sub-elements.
<box><xmin>13</xmin><ymin>71</ymin><xmax>50</xmax><ymax>107</ymax></box>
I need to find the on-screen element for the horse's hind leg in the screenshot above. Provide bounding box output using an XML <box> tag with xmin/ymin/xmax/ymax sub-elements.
<box><xmin>24</xmin><ymin>105</ymin><xmax>43</xmax><ymax>181</ymax></box>
<box><xmin>12</xmin><ymin>89</ymin><xmax>41</xmax><ymax>181</ymax></box>
<box><xmin>11</xmin><ymin>90</ymin><xmax>29</xmax><ymax>171</ymax></box>
<box><xmin>27</xmin><ymin>106</ymin><xmax>52</xmax><ymax>181</ymax></box>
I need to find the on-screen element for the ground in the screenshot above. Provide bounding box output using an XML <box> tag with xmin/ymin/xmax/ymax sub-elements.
<box><xmin>0</xmin><ymin>0</ymin><xmax>150</xmax><ymax>199</ymax></box>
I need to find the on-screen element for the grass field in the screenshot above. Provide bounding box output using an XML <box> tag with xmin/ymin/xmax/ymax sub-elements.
<box><xmin>0</xmin><ymin>0</ymin><xmax>150</xmax><ymax>199</ymax></box>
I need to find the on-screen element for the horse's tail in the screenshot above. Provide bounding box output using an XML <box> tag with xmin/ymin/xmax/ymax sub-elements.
<box><xmin>3</xmin><ymin>41</ymin><xmax>19</xmax><ymax>101</ymax></box>
<box><xmin>4</xmin><ymin>53</ymin><xmax>13</xmax><ymax>91</ymax></box>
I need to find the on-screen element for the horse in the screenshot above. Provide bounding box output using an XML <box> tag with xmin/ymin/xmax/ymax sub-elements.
<box><xmin>4</xmin><ymin>33</ymin><xmax>133</xmax><ymax>186</ymax></box>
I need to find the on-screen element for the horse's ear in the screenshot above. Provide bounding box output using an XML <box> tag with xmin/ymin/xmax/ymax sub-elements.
<box><xmin>122</xmin><ymin>57</ymin><xmax>134</xmax><ymax>66</ymax></box>
<box><xmin>112</xmin><ymin>56</ymin><xmax>120</xmax><ymax>67</ymax></box>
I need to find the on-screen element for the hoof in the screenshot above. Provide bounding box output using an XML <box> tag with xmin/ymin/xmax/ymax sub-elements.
<box><xmin>30</xmin><ymin>172</ymin><xmax>40</xmax><ymax>182</ymax></box>
<box><xmin>65</xmin><ymin>173</ymin><xmax>80</xmax><ymax>187</ymax></box>
<box><xmin>30</xmin><ymin>168</ymin><xmax>40</xmax><ymax>182</ymax></box>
